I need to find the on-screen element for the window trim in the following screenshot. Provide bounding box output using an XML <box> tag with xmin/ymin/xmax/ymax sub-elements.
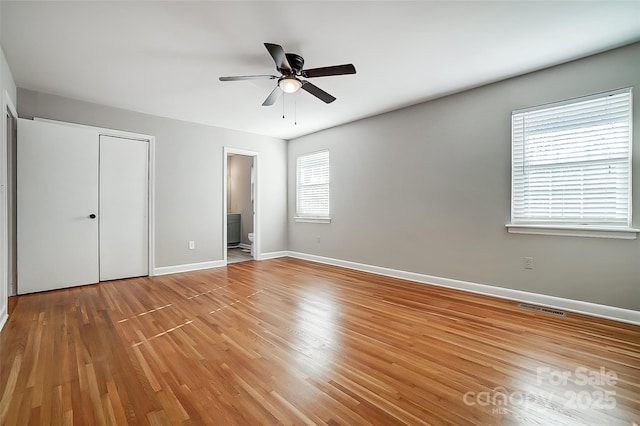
<box><xmin>506</xmin><ymin>88</ymin><xmax>637</xmax><ymax>239</ymax></box>
<box><xmin>295</xmin><ymin>149</ymin><xmax>331</xmax><ymax>223</ymax></box>
<box><xmin>293</xmin><ymin>216</ymin><xmax>332</xmax><ymax>224</ymax></box>
<box><xmin>505</xmin><ymin>224</ymin><xmax>639</xmax><ymax>240</ymax></box>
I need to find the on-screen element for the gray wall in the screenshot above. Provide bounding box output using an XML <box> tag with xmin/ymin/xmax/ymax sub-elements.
<box><xmin>18</xmin><ymin>89</ymin><xmax>287</xmax><ymax>268</ymax></box>
<box><xmin>288</xmin><ymin>42</ymin><xmax>640</xmax><ymax>311</ymax></box>
<box><xmin>228</xmin><ymin>154</ymin><xmax>254</xmax><ymax>245</ymax></box>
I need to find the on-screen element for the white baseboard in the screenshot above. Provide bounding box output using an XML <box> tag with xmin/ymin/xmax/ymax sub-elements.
<box><xmin>153</xmin><ymin>260</ymin><xmax>225</xmax><ymax>276</ymax></box>
<box><xmin>228</xmin><ymin>243</ymin><xmax>251</xmax><ymax>250</ymax></box>
<box><xmin>287</xmin><ymin>251</ymin><xmax>640</xmax><ymax>326</ymax></box>
<box><xmin>257</xmin><ymin>251</ymin><xmax>289</xmax><ymax>260</ymax></box>
<box><xmin>0</xmin><ymin>308</ymin><xmax>7</xmax><ymax>332</ymax></box>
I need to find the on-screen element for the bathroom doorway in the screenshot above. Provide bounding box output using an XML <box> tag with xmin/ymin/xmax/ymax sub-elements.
<box><xmin>223</xmin><ymin>147</ymin><xmax>258</xmax><ymax>264</ymax></box>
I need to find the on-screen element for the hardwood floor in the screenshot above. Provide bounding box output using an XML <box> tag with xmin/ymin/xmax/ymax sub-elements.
<box><xmin>1</xmin><ymin>257</ymin><xmax>638</xmax><ymax>425</ymax></box>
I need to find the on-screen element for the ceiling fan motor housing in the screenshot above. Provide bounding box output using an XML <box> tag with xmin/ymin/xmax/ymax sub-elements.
<box><xmin>284</xmin><ymin>53</ymin><xmax>304</xmax><ymax>75</ymax></box>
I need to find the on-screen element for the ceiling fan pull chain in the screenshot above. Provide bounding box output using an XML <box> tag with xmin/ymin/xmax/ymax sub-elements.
<box><xmin>282</xmin><ymin>94</ymin><xmax>285</xmax><ymax>119</ymax></box>
<box><xmin>294</xmin><ymin>97</ymin><xmax>297</xmax><ymax>126</ymax></box>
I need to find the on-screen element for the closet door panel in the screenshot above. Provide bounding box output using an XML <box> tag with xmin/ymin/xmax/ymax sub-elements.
<box><xmin>99</xmin><ymin>135</ymin><xmax>149</xmax><ymax>281</ymax></box>
<box><xmin>17</xmin><ymin>119</ymin><xmax>99</xmax><ymax>294</ymax></box>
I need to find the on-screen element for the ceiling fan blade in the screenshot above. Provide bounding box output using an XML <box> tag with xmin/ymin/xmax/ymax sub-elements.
<box><xmin>303</xmin><ymin>64</ymin><xmax>356</xmax><ymax>78</ymax></box>
<box><xmin>301</xmin><ymin>81</ymin><xmax>336</xmax><ymax>104</ymax></box>
<box><xmin>264</xmin><ymin>43</ymin><xmax>292</xmax><ymax>72</ymax></box>
<box><xmin>262</xmin><ymin>86</ymin><xmax>283</xmax><ymax>106</ymax></box>
<box><xmin>219</xmin><ymin>75</ymin><xmax>277</xmax><ymax>81</ymax></box>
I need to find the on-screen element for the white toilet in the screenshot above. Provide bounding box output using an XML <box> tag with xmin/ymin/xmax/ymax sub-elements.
<box><xmin>247</xmin><ymin>232</ymin><xmax>254</xmax><ymax>257</ymax></box>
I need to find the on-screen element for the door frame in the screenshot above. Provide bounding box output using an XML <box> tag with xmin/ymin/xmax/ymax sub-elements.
<box><xmin>223</xmin><ymin>147</ymin><xmax>259</xmax><ymax>264</ymax></box>
<box><xmin>1</xmin><ymin>90</ymin><xmax>17</xmax><ymax>330</ymax></box>
<box><xmin>5</xmin><ymin>92</ymin><xmax>17</xmax><ymax>297</ymax></box>
<box><xmin>34</xmin><ymin>118</ymin><xmax>156</xmax><ymax>276</ymax></box>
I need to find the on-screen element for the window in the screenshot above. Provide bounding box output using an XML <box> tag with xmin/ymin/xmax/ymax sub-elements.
<box><xmin>508</xmin><ymin>88</ymin><xmax>638</xmax><ymax>239</ymax></box>
<box><xmin>296</xmin><ymin>150</ymin><xmax>330</xmax><ymax>223</ymax></box>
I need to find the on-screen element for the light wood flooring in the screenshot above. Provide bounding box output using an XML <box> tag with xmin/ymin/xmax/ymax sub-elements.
<box><xmin>1</xmin><ymin>257</ymin><xmax>638</xmax><ymax>425</ymax></box>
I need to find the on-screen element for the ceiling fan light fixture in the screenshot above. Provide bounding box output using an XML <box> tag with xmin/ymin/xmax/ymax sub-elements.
<box><xmin>279</xmin><ymin>77</ymin><xmax>302</xmax><ymax>94</ymax></box>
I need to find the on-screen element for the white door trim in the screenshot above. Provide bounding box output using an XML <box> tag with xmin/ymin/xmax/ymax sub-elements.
<box><xmin>223</xmin><ymin>147</ymin><xmax>260</xmax><ymax>264</ymax></box>
<box><xmin>1</xmin><ymin>91</ymin><xmax>18</xmax><ymax>330</ymax></box>
<box><xmin>5</xmin><ymin>92</ymin><xmax>17</xmax><ymax>299</ymax></box>
<box><xmin>32</xmin><ymin>117</ymin><xmax>156</xmax><ymax>276</ymax></box>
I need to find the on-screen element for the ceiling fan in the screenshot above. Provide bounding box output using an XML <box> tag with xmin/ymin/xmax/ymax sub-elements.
<box><xmin>219</xmin><ymin>43</ymin><xmax>356</xmax><ymax>106</ymax></box>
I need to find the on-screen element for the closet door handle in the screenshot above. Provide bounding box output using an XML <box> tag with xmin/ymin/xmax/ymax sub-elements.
<box><xmin>89</xmin><ymin>214</ymin><xmax>96</xmax><ymax>219</ymax></box>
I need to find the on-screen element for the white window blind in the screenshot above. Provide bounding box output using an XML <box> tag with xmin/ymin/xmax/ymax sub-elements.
<box><xmin>511</xmin><ymin>88</ymin><xmax>632</xmax><ymax>227</ymax></box>
<box><xmin>296</xmin><ymin>150</ymin><xmax>330</xmax><ymax>219</ymax></box>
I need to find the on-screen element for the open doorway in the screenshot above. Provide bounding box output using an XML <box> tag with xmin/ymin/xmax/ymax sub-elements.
<box><xmin>223</xmin><ymin>147</ymin><xmax>258</xmax><ymax>264</ymax></box>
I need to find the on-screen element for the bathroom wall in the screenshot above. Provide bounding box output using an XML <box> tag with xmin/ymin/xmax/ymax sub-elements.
<box><xmin>227</xmin><ymin>154</ymin><xmax>254</xmax><ymax>245</ymax></box>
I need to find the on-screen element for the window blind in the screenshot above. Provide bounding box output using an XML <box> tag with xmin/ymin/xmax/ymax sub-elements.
<box><xmin>511</xmin><ymin>88</ymin><xmax>632</xmax><ymax>227</ymax></box>
<box><xmin>296</xmin><ymin>150</ymin><xmax>330</xmax><ymax>218</ymax></box>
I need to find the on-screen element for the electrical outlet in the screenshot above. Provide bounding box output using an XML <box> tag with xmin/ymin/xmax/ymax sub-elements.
<box><xmin>188</xmin><ymin>241</ymin><xmax>195</xmax><ymax>250</ymax></box>
<box><xmin>316</xmin><ymin>236</ymin><xmax>321</xmax><ymax>243</ymax></box>
<box><xmin>524</xmin><ymin>257</ymin><xmax>533</xmax><ymax>269</ymax></box>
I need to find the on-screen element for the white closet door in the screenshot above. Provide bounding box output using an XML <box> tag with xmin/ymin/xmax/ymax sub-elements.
<box><xmin>17</xmin><ymin>119</ymin><xmax>99</xmax><ymax>294</ymax></box>
<box><xmin>99</xmin><ymin>135</ymin><xmax>149</xmax><ymax>281</ymax></box>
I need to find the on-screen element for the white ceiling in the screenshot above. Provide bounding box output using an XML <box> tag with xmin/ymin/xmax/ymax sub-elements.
<box><xmin>2</xmin><ymin>1</ymin><xmax>639</xmax><ymax>140</ymax></box>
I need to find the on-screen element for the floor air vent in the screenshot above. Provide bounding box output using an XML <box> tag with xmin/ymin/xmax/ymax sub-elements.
<box><xmin>518</xmin><ymin>303</ymin><xmax>566</xmax><ymax>317</ymax></box>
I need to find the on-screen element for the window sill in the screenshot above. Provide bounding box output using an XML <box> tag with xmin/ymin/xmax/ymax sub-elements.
<box><xmin>294</xmin><ymin>217</ymin><xmax>331</xmax><ymax>224</ymax></box>
<box><xmin>506</xmin><ymin>224</ymin><xmax>639</xmax><ymax>240</ymax></box>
